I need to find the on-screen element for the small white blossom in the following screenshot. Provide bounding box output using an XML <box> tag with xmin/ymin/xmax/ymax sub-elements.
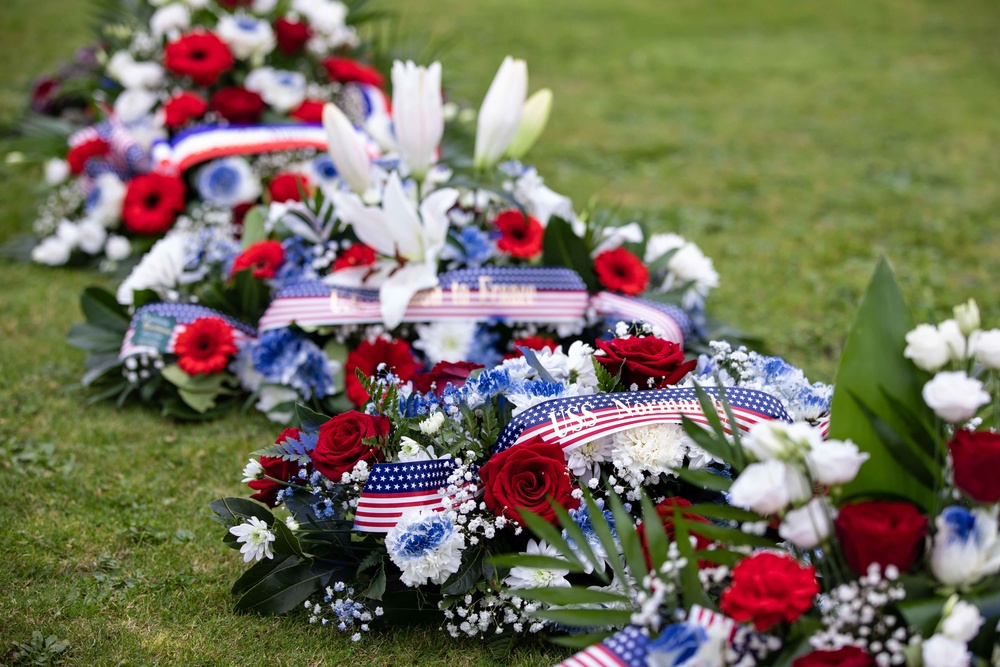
<box><xmin>229</xmin><ymin>517</ymin><xmax>275</xmax><ymax>563</ymax></box>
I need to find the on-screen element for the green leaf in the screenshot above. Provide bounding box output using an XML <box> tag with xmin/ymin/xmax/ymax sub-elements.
<box><xmin>294</xmin><ymin>403</ymin><xmax>332</xmax><ymax>432</ymax></box>
<box><xmin>550</xmin><ymin>501</ymin><xmax>608</xmax><ymax>582</ymax></box>
<box><xmin>234</xmin><ymin>560</ymin><xmax>331</xmax><ymax>614</ymax></box>
<box><xmin>687</xmin><ymin>503</ymin><xmax>764</xmax><ymax>523</ymax></box>
<box><xmin>365</xmin><ymin>567</ymin><xmax>386</xmax><ymax>601</ymax></box>
<box><xmin>592</xmin><ymin>356</ymin><xmax>620</xmax><ymax>393</ymax></box>
<box><xmin>79</xmin><ymin>287</ymin><xmax>129</xmax><ymax>334</ymax></box>
<box><xmin>232</xmin><ymin>555</ymin><xmax>299</xmax><ymax>595</ymax></box>
<box><xmin>542</xmin><ymin>216</ymin><xmax>599</xmax><ymax>292</ymax></box>
<box><xmin>607</xmin><ymin>490</ymin><xmax>647</xmax><ymax>582</ymax></box>
<box><xmin>516</xmin><ymin>507</ymin><xmax>586</xmax><ymax>572</ymax></box>
<box><xmin>831</xmin><ymin>257</ymin><xmax>937</xmax><ymax>508</ymax></box>
<box><xmin>531</xmin><ymin>608</ymin><xmax>634</xmax><ymax>628</ymax></box>
<box><xmin>240</xmin><ymin>206</ymin><xmax>269</xmax><ymax>248</ymax></box>
<box><xmin>271</xmin><ymin>519</ymin><xmax>305</xmax><ymax>558</ymax></box>
<box><xmin>583</xmin><ymin>490</ymin><xmax>628</xmax><ymax>585</ymax></box>
<box><xmin>640</xmin><ymin>494</ymin><xmax>669</xmax><ymax>572</ymax></box>
<box><xmin>487</xmin><ymin>554</ymin><xmax>586</xmax><ymax>573</ymax></box>
<box><xmin>849</xmin><ymin>391</ymin><xmax>937</xmax><ymax>490</ymax></box>
<box><xmin>680</xmin><ymin>416</ymin><xmax>738</xmax><ymax>472</ymax></box>
<box><xmin>209</xmin><ymin>497</ymin><xmax>275</xmax><ymax>529</ymax></box>
<box><xmin>674</xmin><ymin>467</ymin><xmax>733</xmax><ymax>492</ymax></box>
<box><xmin>686</xmin><ymin>522</ymin><xmax>777</xmax><ymax>549</ymax></box>
<box><xmin>441</xmin><ymin>547</ymin><xmax>487</xmax><ymax>596</ymax></box>
<box><xmin>67</xmin><ymin>322</ymin><xmax>124</xmax><ymax>353</ymax></box>
<box><xmin>549</xmin><ymin>631</ymin><xmax>615</xmax><ymax>649</ymax></box>
<box><xmin>672</xmin><ymin>507</ymin><xmax>715</xmax><ymax>610</ymax></box>
<box><xmin>513</xmin><ymin>586</ymin><xmax>631</xmax><ymax>606</ymax></box>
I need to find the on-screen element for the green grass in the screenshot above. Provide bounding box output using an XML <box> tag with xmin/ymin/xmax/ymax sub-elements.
<box><xmin>1</xmin><ymin>0</ymin><xmax>1000</xmax><ymax>663</ymax></box>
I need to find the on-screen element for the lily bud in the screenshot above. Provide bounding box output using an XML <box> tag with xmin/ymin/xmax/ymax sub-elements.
<box><xmin>391</xmin><ymin>60</ymin><xmax>444</xmax><ymax>180</ymax></box>
<box><xmin>506</xmin><ymin>88</ymin><xmax>552</xmax><ymax>160</ymax></box>
<box><xmin>473</xmin><ymin>56</ymin><xmax>527</xmax><ymax>170</ymax></box>
<box><xmin>322</xmin><ymin>102</ymin><xmax>371</xmax><ymax>196</ymax></box>
<box><xmin>954</xmin><ymin>299</ymin><xmax>980</xmax><ymax>336</ymax></box>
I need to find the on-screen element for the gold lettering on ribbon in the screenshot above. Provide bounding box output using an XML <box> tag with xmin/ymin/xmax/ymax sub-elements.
<box><xmin>329</xmin><ymin>291</ymin><xmax>361</xmax><ymax>314</ymax></box>
<box><xmin>410</xmin><ymin>287</ymin><xmax>445</xmax><ymax>307</ymax></box>
<box><xmin>451</xmin><ymin>281</ymin><xmax>472</xmax><ymax>305</ymax></box>
<box><xmin>476</xmin><ymin>276</ymin><xmax>537</xmax><ymax>305</ymax></box>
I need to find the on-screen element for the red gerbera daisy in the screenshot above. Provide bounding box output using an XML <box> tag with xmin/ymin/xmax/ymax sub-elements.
<box><xmin>163</xmin><ymin>92</ymin><xmax>208</xmax><ymax>129</ymax></box>
<box><xmin>593</xmin><ymin>247</ymin><xmax>649</xmax><ymax>295</ymax></box>
<box><xmin>67</xmin><ymin>137</ymin><xmax>111</xmax><ymax>175</ymax></box>
<box><xmin>163</xmin><ymin>31</ymin><xmax>235</xmax><ymax>87</ymax></box>
<box><xmin>174</xmin><ymin>317</ymin><xmax>237</xmax><ymax>376</ymax></box>
<box><xmin>121</xmin><ymin>173</ymin><xmax>187</xmax><ymax>235</ymax></box>
<box><xmin>333</xmin><ymin>243</ymin><xmax>377</xmax><ymax>271</ymax></box>
<box><xmin>268</xmin><ymin>173</ymin><xmax>311</xmax><ymax>203</ymax></box>
<box><xmin>211</xmin><ymin>87</ymin><xmax>265</xmax><ymax>125</ymax></box>
<box><xmin>289</xmin><ymin>99</ymin><xmax>325</xmax><ymax>123</ymax></box>
<box><xmin>231</xmin><ymin>240</ymin><xmax>285</xmax><ymax>279</ymax></box>
<box><xmin>322</xmin><ymin>57</ymin><xmax>385</xmax><ymax>88</ymax></box>
<box><xmin>274</xmin><ymin>16</ymin><xmax>312</xmax><ymax>55</ymax></box>
<box><xmin>494</xmin><ymin>210</ymin><xmax>544</xmax><ymax>259</ymax></box>
<box><xmin>345</xmin><ymin>337</ymin><xmax>419</xmax><ymax>407</ymax></box>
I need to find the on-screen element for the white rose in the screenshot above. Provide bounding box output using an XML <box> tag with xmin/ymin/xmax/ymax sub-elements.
<box><xmin>216</xmin><ymin>15</ymin><xmax>276</xmax><ymax>60</ymax></box>
<box><xmin>104</xmin><ymin>235</ymin><xmax>132</xmax><ymax>261</ymax></box>
<box><xmin>419</xmin><ymin>411</ymin><xmax>445</xmax><ymax>435</ymax></box>
<box><xmin>292</xmin><ymin>0</ymin><xmax>348</xmax><ymax>34</ymax></box>
<box><xmin>941</xmin><ymin>600</ymin><xmax>984</xmax><ymax>643</ymax></box>
<box><xmin>742</xmin><ymin>421</ymin><xmax>822</xmax><ymax>462</ymax></box>
<box><xmin>150</xmin><ymin>3</ymin><xmax>190</xmax><ymax>40</ymax></box>
<box><xmin>31</xmin><ymin>236</ymin><xmax>72</xmax><ymax>266</ymax></box>
<box><xmin>44</xmin><ymin>158</ymin><xmax>70</xmax><ymax>186</ymax></box>
<box><xmin>644</xmin><ymin>232</ymin><xmax>686</xmax><ymax>263</ymax></box>
<box><xmin>938</xmin><ymin>319</ymin><xmax>967</xmax><ymax>363</ymax></box>
<box><xmin>921</xmin><ymin>634</ymin><xmax>970</xmax><ymax>667</ymax></box>
<box><xmin>954</xmin><ymin>299</ymin><xmax>980</xmax><ymax>336</ymax></box>
<box><xmin>728</xmin><ymin>460</ymin><xmax>811</xmax><ymax>516</ymax></box>
<box><xmin>971</xmin><ymin>329</ymin><xmax>1000</xmax><ymax>370</ymax></box>
<box><xmin>778</xmin><ymin>497</ymin><xmax>833</xmax><ymax>549</ymax></box>
<box><xmin>904</xmin><ymin>323</ymin><xmax>950</xmax><ymax>372</ymax></box>
<box><xmin>114</xmin><ymin>88</ymin><xmax>159</xmax><ymax>124</ymax></box>
<box><xmin>77</xmin><ymin>219</ymin><xmax>108</xmax><ymax>254</ymax></box>
<box><xmin>805</xmin><ymin>438</ymin><xmax>869</xmax><ymax>486</ymax></box>
<box><xmin>922</xmin><ymin>372</ymin><xmax>990</xmax><ymax>423</ymax></box>
<box><xmin>667</xmin><ymin>242</ymin><xmax>719</xmax><ymax>289</ymax></box>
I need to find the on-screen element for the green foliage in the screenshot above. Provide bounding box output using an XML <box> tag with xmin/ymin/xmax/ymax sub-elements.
<box><xmin>542</xmin><ymin>217</ymin><xmax>599</xmax><ymax>292</ymax></box>
<box><xmin>11</xmin><ymin>631</ymin><xmax>70</xmax><ymax>666</ymax></box>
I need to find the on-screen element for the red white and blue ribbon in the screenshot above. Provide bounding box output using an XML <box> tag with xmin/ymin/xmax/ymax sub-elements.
<box><xmin>353</xmin><ymin>458</ymin><xmax>461</xmax><ymax>533</ymax></box>
<box><xmin>591</xmin><ymin>291</ymin><xmax>690</xmax><ymax>344</ymax></box>
<box><xmin>71</xmin><ymin>119</ymin><xmax>150</xmax><ymax>191</ymax></box>
<box><xmin>119</xmin><ymin>303</ymin><xmax>256</xmax><ymax>359</ymax></box>
<box><xmin>493</xmin><ymin>386</ymin><xmax>792</xmax><ymax>455</ymax></box>
<box><xmin>555</xmin><ymin>625</ymin><xmax>649</xmax><ymax>667</ymax></box>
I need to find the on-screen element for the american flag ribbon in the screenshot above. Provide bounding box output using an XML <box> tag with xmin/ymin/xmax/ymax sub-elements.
<box><xmin>119</xmin><ymin>302</ymin><xmax>256</xmax><ymax>359</ymax></box>
<box><xmin>71</xmin><ymin>119</ymin><xmax>151</xmax><ymax>191</ymax></box>
<box><xmin>353</xmin><ymin>458</ymin><xmax>461</xmax><ymax>533</ymax></box>
<box><xmin>591</xmin><ymin>291</ymin><xmax>691</xmax><ymax>345</ymax></box>
<box><xmin>257</xmin><ymin>267</ymin><xmax>592</xmax><ymax>332</ymax></box>
<box><xmin>688</xmin><ymin>604</ymin><xmax>738</xmax><ymax>642</ymax></box>
<box><xmin>493</xmin><ymin>387</ymin><xmax>792</xmax><ymax>455</ymax></box>
<box><xmin>555</xmin><ymin>625</ymin><xmax>649</xmax><ymax>667</ymax></box>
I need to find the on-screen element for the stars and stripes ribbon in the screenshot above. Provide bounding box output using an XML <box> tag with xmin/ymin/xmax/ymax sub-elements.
<box><xmin>257</xmin><ymin>267</ymin><xmax>592</xmax><ymax>332</ymax></box>
<box><xmin>353</xmin><ymin>458</ymin><xmax>461</xmax><ymax>533</ymax></box>
<box><xmin>591</xmin><ymin>291</ymin><xmax>691</xmax><ymax>344</ymax></box>
<box><xmin>688</xmin><ymin>604</ymin><xmax>738</xmax><ymax>642</ymax></box>
<box><xmin>71</xmin><ymin>118</ymin><xmax>151</xmax><ymax>191</ymax></box>
<box><xmin>555</xmin><ymin>625</ymin><xmax>650</xmax><ymax>667</ymax></box>
<box><xmin>119</xmin><ymin>302</ymin><xmax>256</xmax><ymax>359</ymax></box>
<box><xmin>493</xmin><ymin>386</ymin><xmax>792</xmax><ymax>455</ymax></box>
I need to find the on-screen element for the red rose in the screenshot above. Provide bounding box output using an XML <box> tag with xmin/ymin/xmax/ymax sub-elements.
<box><xmin>248</xmin><ymin>430</ymin><xmax>305</xmax><ymax>507</ymax></box>
<box><xmin>493</xmin><ymin>210</ymin><xmax>544</xmax><ymax>259</ymax></box>
<box><xmin>637</xmin><ymin>497</ymin><xmax>711</xmax><ymax>568</ymax></box>
<box><xmin>290</xmin><ymin>99</ymin><xmax>325</xmax><ymax>123</ymax></box>
<box><xmin>312</xmin><ymin>412</ymin><xmax>389</xmax><ymax>482</ymax></box>
<box><xmin>211</xmin><ymin>87</ymin><xmax>265</xmax><ymax>124</ymax></box>
<box><xmin>163</xmin><ymin>92</ymin><xmax>208</xmax><ymax>129</ymax></box>
<box><xmin>231</xmin><ymin>240</ymin><xmax>285</xmax><ymax>279</ymax></box>
<box><xmin>414</xmin><ymin>361</ymin><xmax>484</xmax><ymax>395</ymax></box>
<box><xmin>478</xmin><ymin>438</ymin><xmax>577</xmax><ymax>524</ymax></box>
<box><xmin>720</xmin><ymin>552</ymin><xmax>818</xmax><ymax>631</ymax></box>
<box><xmin>594</xmin><ymin>247</ymin><xmax>649</xmax><ymax>295</ymax></box>
<box><xmin>67</xmin><ymin>137</ymin><xmax>111</xmax><ymax>175</ymax></box>
<box><xmin>793</xmin><ymin>647</ymin><xmax>874</xmax><ymax>667</ymax></box>
<box><xmin>595</xmin><ymin>336</ymin><xmax>696</xmax><ymax>390</ymax></box>
<box><xmin>835</xmin><ymin>501</ymin><xmax>927</xmax><ymax>575</ymax></box>
<box><xmin>122</xmin><ymin>173</ymin><xmax>187</xmax><ymax>235</ymax></box>
<box><xmin>322</xmin><ymin>57</ymin><xmax>385</xmax><ymax>88</ymax></box>
<box><xmin>950</xmin><ymin>430</ymin><xmax>1000</xmax><ymax>503</ymax></box>
<box><xmin>333</xmin><ymin>243</ymin><xmax>376</xmax><ymax>272</ymax></box>
<box><xmin>173</xmin><ymin>317</ymin><xmax>237</xmax><ymax>375</ymax></box>
<box><xmin>274</xmin><ymin>16</ymin><xmax>312</xmax><ymax>55</ymax></box>
<box><xmin>164</xmin><ymin>31</ymin><xmax>234</xmax><ymax>86</ymax></box>
<box><xmin>345</xmin><ymin>337</ymin><xmax>419</xmax><ymax>407</ymax></box>
<box><xmin>269</xmin><ymin>173</ymin><xmax>311</xmax><ymax>203</ymax></box>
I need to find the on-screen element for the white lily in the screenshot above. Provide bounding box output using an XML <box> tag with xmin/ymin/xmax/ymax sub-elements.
<box><xmin>392</xmin><ymin>60</ymin><xmax>444</xmax><ymax>180</ymax></box>
<box><xmin>330</xmin><ymin>173</ymin><xmax>457</xmax><ymax>328</ymax></box>
<box><xmin>322</xmin><ymin>102</ymin><xmax>371</xmax><ymax>196</ymax></box>
<box><xmin>473</xmin><ymin>56</ymin><xmax>528</xmax><ymax>170</ymax></box>
<box><xmin>506</xmin><ymin>88</ymin><xmax>552</xmax><ymax>160</ymax></box>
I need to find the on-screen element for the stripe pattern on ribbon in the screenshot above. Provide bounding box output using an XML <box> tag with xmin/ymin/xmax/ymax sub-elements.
<box><xmin>120</xmin><ymin>302</ymin><xmax>256</xmax><ymax>359</ymax></box>
<box><xmin>258</xmin><ymin>267</ymin><xmax>591</xmax><ymax>332</ymax></box>
<box><xmin>353</xmin><ymin>458</ymin><xmax>459</xmax><ymax>533</ymax></box>
<box><xmin>689</xmin><ymin>604</ymin><xmax>738</xmax><ymax>642</ymax></box>
<box><xmin>493</xmin><ymin>386</ymin><xmax>791</xmax><ymax>455</ymax></box>
<box><xmin>555</xmin><ymin>625</ymin><xmax>649</xmax><ymax>667</ymax></box>
<box><xmin>71</xmin><ymin>119</ymin><xmax>151</xmax><ymax>191</ymax></box>
<box><xmin>590</xmin><ymin>291</ymin><xmax>691</xmax><ymax>345</ymax></box>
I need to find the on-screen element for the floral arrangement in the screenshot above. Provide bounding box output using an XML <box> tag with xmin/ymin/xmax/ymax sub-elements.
<box><xmin>211</xmin><ymin>258</ymin><xmax>1000</xmax><ymax>666</ymax></box>
<box><xmin>69</xmin><ymin>56</ymin><xmax>726</xmax><ymax>422</ymax></box>
<box><xmin>18</xmin><ymin>0</ymin><xmax>391</xmax><ymax>268</ymax></box>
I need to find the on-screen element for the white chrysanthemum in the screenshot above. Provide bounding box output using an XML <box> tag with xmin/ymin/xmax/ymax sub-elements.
<box><xmin>419</xmin><ymin>411</ymin><xmax>445</xmax><ymax>435</ymax></box>
<box><xmin>504</xmin><ymin>540</ymin><xmax>571</xmax><ymax>590</ymax></box>
<box><xmin>216</xmin><ymin>14</ymin><xmax>275</xmax><ymax>60</ymax></box>
<box><xmin>412</xmin><ymin>321</ymin><xmax>477</xmax><ymax>364</ymax></box>
<box><xmin>150</xmin><ymin>2</ymin><xmax>190</xmax><ymax>40</ymax></box>
<box><xmin>77</xmin><ymin>219</ymin><xmax>108</xmax><ymax>254</ymax></box>
<box><xmin>245</xmin><ymin>67</ymin><xmax>307</xmax><ymax>113</ymax></box>
<box><xmin>229</xmin><ymin>516</ymin><xmax>276</xmax><ymax>563</ymax></box>
<box><xmin>104</xmin><ymin>235</ymin><xmax>132</xmax><ymax>262</ymax></box>
<box><xmin>566</xmin><ymin>437</ymin><xmax>613</xmax><ymax>480</ymax></box>
<box><xmin>611</xmin><ymin>423</ymin><xmax>691</xmax><ymax>485</ymax></box>
<box><xmin>241</xmin><ymin>458</ymin><xmax>264</xmax><ymax>483</ymax></box>
<box><xmin>565</xmin><ymin>340</ymin><xmax>598</xmax><ymax>389</ymax></box>
<box><xmin>116</xmin><ymin>232</ymin><xmax>189</xmax><ymax>304</ymax></box>
<box><xmin>385</xmin><ymin>510</ymin><xmax>465</xmax><ymax>588</ymax></box>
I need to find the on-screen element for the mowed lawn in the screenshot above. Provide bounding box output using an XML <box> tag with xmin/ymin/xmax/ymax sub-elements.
<box><xmin>1</xmin><ymin>0</ymin><xmax>999</xmax><ymax>664</ymax></box>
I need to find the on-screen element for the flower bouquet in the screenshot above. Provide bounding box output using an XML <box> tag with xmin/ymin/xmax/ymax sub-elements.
<box><xmin>13</xmin><ymin>0</ymin><xmax>392</xmax><ymax>268</ymax></box>
<box><xmin>69</xmin><ymin>56</ymin><xmax>729</xmax><ymax>422</ymax></box>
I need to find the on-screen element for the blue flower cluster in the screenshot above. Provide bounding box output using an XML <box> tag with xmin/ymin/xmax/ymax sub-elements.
<box><xmin>441</xmin><ymin>227</ymin><xmax>497</xmax><ymax>267</ymax></box>
<box><xmin>273</xmin><ymin>236</ymin><xmax>325</xmax><ymax>288</ymax></box>
<box><xmin>252</xmin><ymin>328</ymin><xmax>336</xmax><ymax>400</ymax></box>
<box><xmin>183</xmin><ymin>227</ymin><xmax>242</xmax><ymax>276</ymax></box>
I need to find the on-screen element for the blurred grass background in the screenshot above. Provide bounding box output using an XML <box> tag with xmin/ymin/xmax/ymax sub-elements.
<box><xmin>1</xmin><ymin>0</ymin><xmax>999</xmax><ymax>664</ymax></box>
